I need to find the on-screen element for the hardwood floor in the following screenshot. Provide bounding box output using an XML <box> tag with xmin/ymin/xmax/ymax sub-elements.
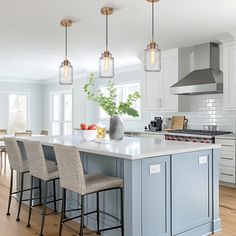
<box><xmin>1</xmin><ymin>160</ymin><xmax>236</xmax><ymax>235</ymax></box>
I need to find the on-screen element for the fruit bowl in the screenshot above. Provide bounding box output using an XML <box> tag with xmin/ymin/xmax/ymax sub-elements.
<box><xmin>80</xmin><ymin>129</ymin><xmax>97</xmax><ymax>141</ymax></box>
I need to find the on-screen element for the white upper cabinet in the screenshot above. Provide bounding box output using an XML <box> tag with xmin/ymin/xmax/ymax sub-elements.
<box><xmin>142</xmin><ymin>49</ymin><xmax>178</xmax><ymax>111</ymax></box>
<box><xmin>222</xmin><ymin>43</ymin><xmax>236</xmax><ymax>110</ymax></box>
<box><xmin>218</xmin><ymin>34</ymin><xmax>236</xmax><ymax>110</ymax></box>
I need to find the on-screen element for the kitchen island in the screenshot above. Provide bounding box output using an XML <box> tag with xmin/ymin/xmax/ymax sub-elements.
<box><xmin>18</xmin><ymin>135</ymin><xmax>221</xmax><ymax>236</ymax></box>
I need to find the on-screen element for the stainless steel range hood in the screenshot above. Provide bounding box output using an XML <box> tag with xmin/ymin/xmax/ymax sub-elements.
<box><xmin>170</xmin><ymin>42</ymin><xmax>223</xmax><ymax>95</ymax></box>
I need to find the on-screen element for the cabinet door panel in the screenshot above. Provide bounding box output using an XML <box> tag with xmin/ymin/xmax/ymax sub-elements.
<box><xmin>223</xmin><ymin>45</ymin><xmax>236</xmax><ymax>110</ymax></box>
<box><xmin>172</xmin><ymin>150</ymin><xmax>212</xmax><ymax>235</ymax></box>
<box><xmin>144</xmin><ymin>71</ymin><xmax>162</xmax><ymax>110</ymax></box>
<box><xmin>142</xmin><ymin>156</ymin><xmax>170</xmax><ymax>236</ymax></box>
<box><xmin>161</xmin><ymin>56</ymin><xmax>178</xmax><ymax>111</ymax></box>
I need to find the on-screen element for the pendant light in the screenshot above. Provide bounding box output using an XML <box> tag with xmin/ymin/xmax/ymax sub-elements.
<box><xmin>59</xmin><ymin>19</ymin><xmax>73</xmax><ymax>85</ymax></box>
<box><xmin>145</xmin><ymin>0</ymin><xmax>161</xmax><ymax>72</ymax></box>
<box><xmin>99</xmin><ymin>7</ymin><xmax>114</xmax><ymax>78</ymax></box>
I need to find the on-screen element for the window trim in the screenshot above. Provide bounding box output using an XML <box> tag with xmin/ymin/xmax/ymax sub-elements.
<box><xmin>49</xmin><ymin>90</ymin><xmax>74</xmax><ymax>135</ymax></box>
<box><xmin>98</xmin><ymin>81</ymin><xmax>142</xmax><ymax>121</ymax></box>
<box><xmin>6</xmin><ymin>91</ymin><xmax>30</xmax><ymax>132</ymax></box>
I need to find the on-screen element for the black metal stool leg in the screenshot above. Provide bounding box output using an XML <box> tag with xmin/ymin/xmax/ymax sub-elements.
<box><xmin>80</xmin><ymin>195</ymin><xmax>84</xmax><ymax>236</ymax></box>
<box><xmin>39</xmin><ymin>181</ymin><xmax>47</xmax><ymax>236</ymax></box>
<box><xmin>39</xmin><ymin>179</ymin><xmax>42</xmax><ymax>206</ymax></box>
<box><xmin>16</xmin><ymin>172</ymin><xmax>24</xmax><ymax>221</ymax></box>
<box><xmin>59</xmin><ymin>188</ymin><xmax>66</xmax><ymax>236</ymax></box>
<box><xmin>27</xmin><ymin>176</ymin><xmax>34</xmax><ymax>227</ymax></box>
<box><xmin>120</xmin><ymin>188</ymin><xmax>124</xmax><ymax>236</ymax></box>
<box><xmin>53</xmin><ymin>179</ymin><xmax>57</xmax><ymax>212</ymax></box>
<box><xmin>96</xmin><ymin>192</ymin><xmax>100</xmax><ymax>235</ymax></box>
<box><xmin>6</xmin><ymin>169</ymin><xmax>13</xmax><ymax>216</ymax></box>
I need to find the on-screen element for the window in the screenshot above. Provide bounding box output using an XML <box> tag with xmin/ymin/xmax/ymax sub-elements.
<box><xmin>9</xmin><ymin>93</ymin><xmax>28</xmax><ymax>133</ymax></box>
<box><xmin>50</xmin><ymin>91</ymin><xmax>73</xmax><ymax>135</ymax></box>
<box><xmin>99</xmin><ymin>82</ymin><xmax>141</xmax><ymax>119</ymax></box>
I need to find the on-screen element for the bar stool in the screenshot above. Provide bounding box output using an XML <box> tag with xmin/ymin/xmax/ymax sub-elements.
<box><xmin>3</xmin><ymin>137</ymin><xmax>39</xmax><ymax>221</ymax></box>
<box><xmin>54</xmin><ymin>144</ymin><xmax>124</xmax><ymax>236</ymax></box>
<box><xmin>23</xmin><ymin>140</ymin><xmax>60</xmax><ymax>236</ymax></box>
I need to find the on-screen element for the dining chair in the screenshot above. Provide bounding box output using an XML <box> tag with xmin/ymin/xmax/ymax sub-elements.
<box><xmin>15</xmin><ymin>132</ymin><xmax>32</xmax><ymax>138</ymax></box>
<box><xmin>40</xmin><ymin>130</ymin><xmax>48</xmax><ymax>136</ymax></box>
<box><xmin>0</xmin><ymin>129</ymin><xmax>7</xmax><ymax>172</ymax></box>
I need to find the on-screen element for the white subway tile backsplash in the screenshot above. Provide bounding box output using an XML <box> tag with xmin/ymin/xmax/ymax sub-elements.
<box><xmin>152</xmin><ymin>94</ymin><xmax>235</xmax><ymax>132</ymax></box>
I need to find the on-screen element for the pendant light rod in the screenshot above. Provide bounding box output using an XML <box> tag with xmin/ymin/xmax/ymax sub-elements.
<box><xmin>101</xmin><ymin>7</ymin><xmax>113</xmax><ymax>52</ymax></box>
<box><xmin>106</xmin><ymin>14</ymin><xmax>108</xmax><ymax>51</ymax></box>
<box><xmin>60</xmin><ymin>19</ymin><xmax>72</xmax><ymax>60</ymax></box>
<box><xmin>152</xmin><ymin>1</ymin><xmax>154</xmax><ymax>42</ymax></box>
<box><xmin>65</xmin><ymin>25</ymin><xmax>68</xmax><ymax>59</ymax></box>
<box><xmin>147</xmin><ymin>0</ymin><xmax>159</xmax><ymax>42</ymax></box>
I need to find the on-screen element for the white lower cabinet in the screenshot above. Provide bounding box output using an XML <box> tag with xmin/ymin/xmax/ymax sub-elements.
<box><xmin>215</xmin><ymin>138</ymin><xmax>236</xmax><ymax>184</ymax></box>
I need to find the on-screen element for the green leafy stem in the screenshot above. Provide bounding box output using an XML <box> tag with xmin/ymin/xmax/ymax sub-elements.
<box><xmin>84</xmin><ymin>74</ymin><xmax>141</xmax><ymax>117</ymax></box>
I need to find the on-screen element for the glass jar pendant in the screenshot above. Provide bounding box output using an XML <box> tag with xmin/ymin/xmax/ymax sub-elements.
<box><xmin>145</xmin><ymin>42</ymin><xmax>161</xmax><ymax>72</ymax></box>
<box><xmin>99</xmin><ymin>50</ymin><xmax>114</xmax><ymax>78</ymax></box>
<box><xmin>59</xmin><ymin>59</ymin><xmax>73</xmax><ymax>85</ymax></box>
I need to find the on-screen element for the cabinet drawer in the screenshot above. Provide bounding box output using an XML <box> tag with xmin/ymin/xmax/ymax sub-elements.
<box><xmin>215</xmin><ymin>139</ymin><xmax>235</xmax><ymax>151</ymax></box>
<box><xmin>219</xmin><ymin>151</ymin><xmax>235</xmax><ymax>167</ymax></box>
<box><xmin>219</xmin><ymin>166</ymin><xmax>235</xmax><ymax>183</ymax></box>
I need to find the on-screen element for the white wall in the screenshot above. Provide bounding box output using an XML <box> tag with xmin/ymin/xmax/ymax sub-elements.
<box><xmin>0</xmin><ymin>81</ymin><xmax>43</xmax><ymax>133</ymax></box>
<box><xmin>41</xmin><ymin>67</ymin><xmax>235</xmax><ymax>133</ymax></box>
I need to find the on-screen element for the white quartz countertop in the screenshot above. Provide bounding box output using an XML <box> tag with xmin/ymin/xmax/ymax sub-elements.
<box><xmin>18</xmin><ymin>135</ymin><xmax>221</xmax><ymax>160</ymax></box>
<box><xmin>215</xmin><ymin>134</ymin><xmax>236</xmax><ymax>140</ymax></box>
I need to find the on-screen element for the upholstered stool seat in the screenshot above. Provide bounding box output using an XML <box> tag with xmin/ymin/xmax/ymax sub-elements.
<box><xmin>84</xmin><ymin>173</ymin><xmax>123</xmax><ymax>195</ymax></box>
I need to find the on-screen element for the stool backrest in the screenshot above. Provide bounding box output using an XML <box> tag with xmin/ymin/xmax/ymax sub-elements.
<box><xmin>3</xmin><ymin>137</ymin><xmax>24</xmax><ymax>172</ymax></box>
<box><xmin>54</xmin><ymin>144</ymin><xmax>86</xmax><ymax>194</ymax></box>
<box><xmin>23</xmin><ymin>140</ymin><xmax>49</xmax><ymax>180</ymax></box>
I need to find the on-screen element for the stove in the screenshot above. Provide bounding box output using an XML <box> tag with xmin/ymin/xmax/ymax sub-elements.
<box><xmin>165</xmin><ymin>129</ymin><xmax>231</xmax><ymax>143</ymax></box>
<box><xmin>168</xmin><ymin>129</ymin><xmax>231</xmax><ymax>136</ymax></box>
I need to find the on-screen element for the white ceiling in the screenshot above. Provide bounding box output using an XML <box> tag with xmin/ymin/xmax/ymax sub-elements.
<box><xmin>1</xmin><ymin>0</ymin><xmax>236</xmax><ymax>81</ymax></box>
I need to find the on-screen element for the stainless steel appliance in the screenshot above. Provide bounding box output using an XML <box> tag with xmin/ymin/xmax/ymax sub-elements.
<box><xmin>202</xmin><ymin>124</ymin><xmax>217</xmax><ymax>131</ymax></box>
<box><xmin>165</xmin><ymin>129</ymin><xmax>231</xmax><ymax>143</ymax></box>
<box><xmin>170</xmin><ymin>42</ymin><xmax>223</xmax><ymax>95</ymax></box>
<box><xmin>147</xmin><ymin>117</ymin><xmax>163</xmax><ymax>132</ymax></box>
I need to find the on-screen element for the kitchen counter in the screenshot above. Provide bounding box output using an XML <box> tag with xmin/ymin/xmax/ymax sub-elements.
<box><xmin>24</xmin><ymin>135</ymin><xmax>220</xmax><ymax>160</ymax></box>
<box><xmin>215</xmin><ymin>133</ymin><xmax>236</xmax><ymax>140</ymax></box>
<box><xmin>16</xmin><ymin>135</ymin><xmax>221</xmax><ymax>236</ymax></box>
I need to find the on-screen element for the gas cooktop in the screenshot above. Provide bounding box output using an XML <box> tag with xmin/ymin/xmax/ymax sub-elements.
<box><xmin>168</xmin><ymin>129</ymin><xmax>231</xmax><ymax>136</ymax></box>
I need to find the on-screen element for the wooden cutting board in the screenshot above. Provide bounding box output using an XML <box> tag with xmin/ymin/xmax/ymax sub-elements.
<box><xmin>171</xmin><ymin>116</ymin><xmax>185</xmax><ymax>130</ymax></box>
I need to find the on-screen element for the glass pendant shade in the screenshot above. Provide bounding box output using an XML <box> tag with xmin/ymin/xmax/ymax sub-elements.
<box><xmin>59</xmin><ymin>60</ymin><xmax>73</xmax><ymax>85</ymax></box>
<box><xmin>145</xmin><ymin>42</ymin><xmax>161</xmax><ymax>72</ymax></box>
<box><xmin>99</xmin><ymin>51</ymin><xmax>114</xmax><ymax>78</ymax></box>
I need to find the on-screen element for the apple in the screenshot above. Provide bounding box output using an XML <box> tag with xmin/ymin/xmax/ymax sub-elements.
<box><xmin>88</xmin><ymin>124</ymin><xmax>97</xmax><ymax>130</ymax></box>
<box><xmin>80</xmin><ymin>123</ymin><xmax>88</xmax><ymax>130</ymax></box>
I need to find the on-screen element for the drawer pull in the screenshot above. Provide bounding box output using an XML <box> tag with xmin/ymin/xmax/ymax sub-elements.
<box><xmin>221</xmin><ymin>157</ymin><xmax>234</xmax><ymax>160</ymax></box>
<box><xmin>221</xmin><ymin>172</ymin><xmax>234</xmax><ymax>177</ymax></box>
<box><xmin>221</xmin><ymin>144</ymin><xmax>234</xmax><ymax>147</ymax></box>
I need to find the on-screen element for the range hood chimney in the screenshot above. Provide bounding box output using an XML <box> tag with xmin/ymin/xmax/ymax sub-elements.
<box><xmin>170</xmin><ymin>42</ymin><xmax>223</xmax><ymax>95</ymax></box>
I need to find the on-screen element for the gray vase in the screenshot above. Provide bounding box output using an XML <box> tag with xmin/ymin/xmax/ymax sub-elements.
<box><xmin>109</xmin><ymin>115</ymin><xmax>124</xmax><ymax>140</ymax></box>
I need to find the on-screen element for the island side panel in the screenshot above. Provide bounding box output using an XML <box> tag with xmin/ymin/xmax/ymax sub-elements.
<box><xmin>212</xmin><ymin>148</ymin><xmax>221</xmax><ymax>233</ymax></box>
<box><xmin>123</xmin><ymin>159</ymin><xmax>142</xmax><ymax>236</ymax></box>
<box><xmin>141</xmin><ymin>156</ymin><xmax>171</xmax><ymax>236</ymax></box>
<box><xmin>171</xmin><ymin>150</ymin><xmax>213</xmax><ymax>235</ymax></box>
